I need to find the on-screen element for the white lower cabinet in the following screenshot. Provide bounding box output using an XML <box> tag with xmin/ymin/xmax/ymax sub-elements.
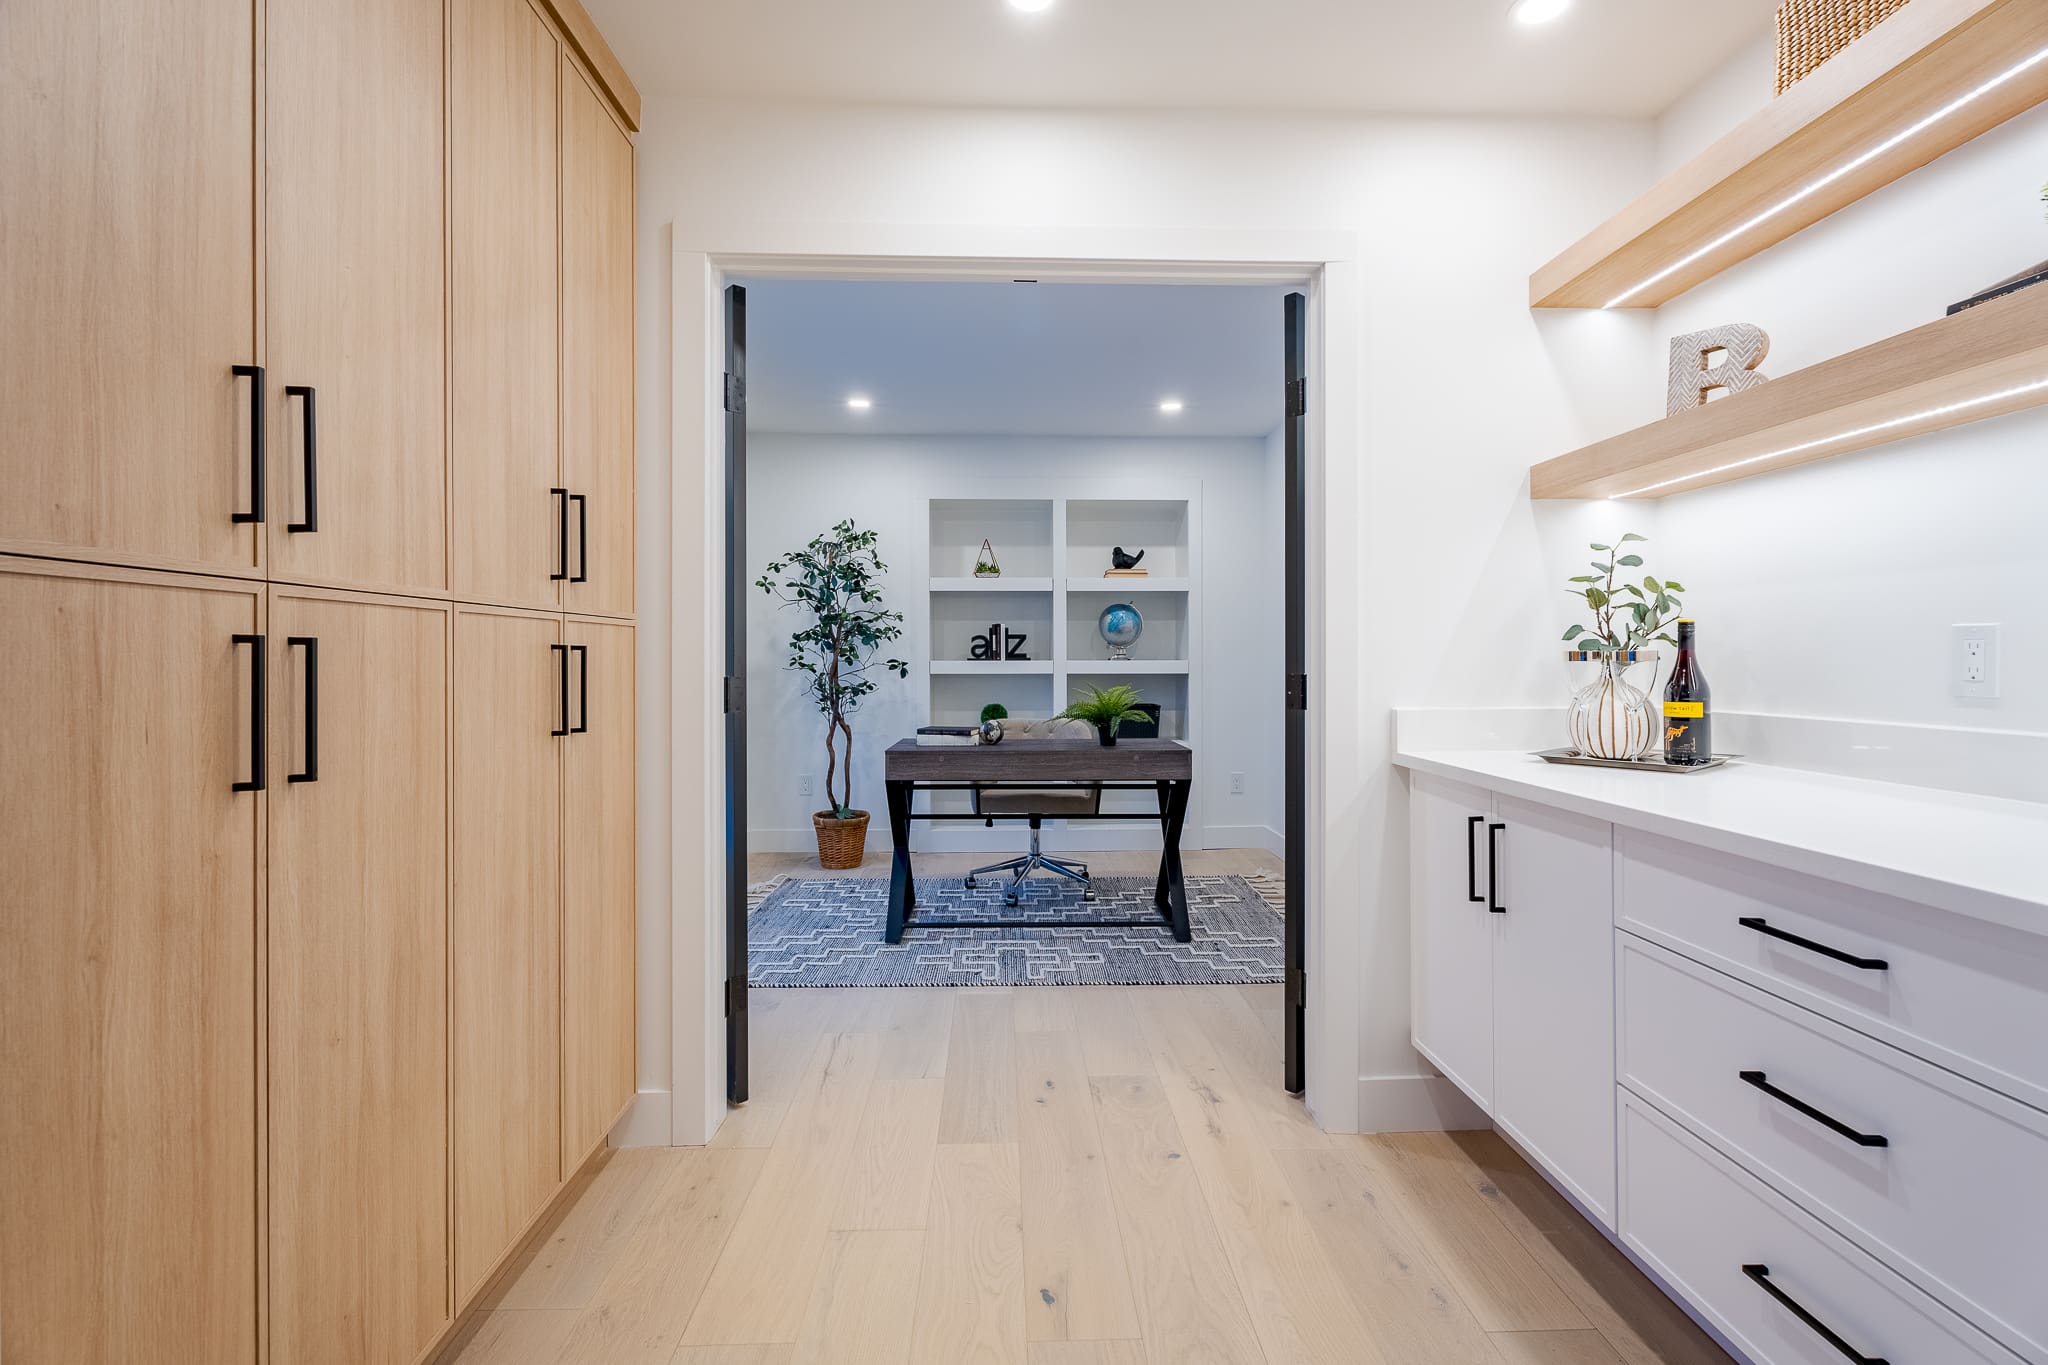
<box><xmin>1620</xmin><ymin>1094</ymin><xmax>2023</xmax><ymax>1365</ymax></box>
<box><xmin>1409</xmin><ymin>774</ymin><xmax>1497</xmax><ymax>1110</ymax></box>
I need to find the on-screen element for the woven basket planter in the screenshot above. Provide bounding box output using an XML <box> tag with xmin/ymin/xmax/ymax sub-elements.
<box><xmin>812</xmin><ymin>810</ymin><xmax>870</xmax><ymax>870</ymax></box>
<box><xmin>1776</xmin><ymin>0</ymin><xmax>1911</xmax><ymax>93</ymax></box>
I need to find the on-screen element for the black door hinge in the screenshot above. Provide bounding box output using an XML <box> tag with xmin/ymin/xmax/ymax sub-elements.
<box><xmin>1286</xmin><ymin>969</ymin><xmax>1307</xmax><ymax>1009</ymax></box>
<box><xmin>724</xmin><ymin>372</ymin><xmax>745</xmax><ymax>414</ymax></box>
<box><xmin>1287</xmin><ymin>376</ymin><xmax>1307</xmax><ymax>418</ymax></box>
<box><xmin>724</xmin><ymin>676</ymin><xmax>745</xmax><ymax>714</ymax></box>
<box><xmin>1286</xmin><ymin>673</ymin><xmax>1308</xmax><ymax>710</ymax></box>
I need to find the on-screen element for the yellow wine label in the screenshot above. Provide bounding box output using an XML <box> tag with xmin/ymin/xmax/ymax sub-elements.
<box><xmin>1663</xmin><ymin>701</ymin><xmax>1705</xmax><ymax>719</ymax></box>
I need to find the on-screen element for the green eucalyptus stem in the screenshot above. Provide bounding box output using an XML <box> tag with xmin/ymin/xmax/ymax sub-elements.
<box><xmin>1562</xmin><ymin>532</ymin><xmax>1686</xmax><ymax>656</ymax></box>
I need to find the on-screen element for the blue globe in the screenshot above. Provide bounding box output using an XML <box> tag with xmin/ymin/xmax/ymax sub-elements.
<box><xmin>1098</xmin><ymin>602</ymin><xmax>1144</xmax><ymax>657</ymax></box>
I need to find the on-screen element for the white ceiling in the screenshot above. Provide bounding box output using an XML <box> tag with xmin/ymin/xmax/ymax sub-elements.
<box><xmin>584</xmin><ymin>0</ymin><xmax>1775</xmax><ymax>118</ymax></box>
<box><xmin>738</xmin><ymin>279</ymin><xmax>1287</xmax><ymax>438</ymax></box>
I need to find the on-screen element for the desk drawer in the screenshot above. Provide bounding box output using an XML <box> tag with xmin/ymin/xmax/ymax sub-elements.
<box><xmin>1616</xmin><ymin>828</ymin><xmax>2048</xmax><ymax>1112</ymax></box>
<box><xmin>1620</xmin><ymin>936</ymin><xmax>2048</xmax><ymax>1362</ymax></box>
<box><xmin>1619</xmin><ymin>1094</ymin><xmax>2022</xmax><ymax>1365</ymax></box>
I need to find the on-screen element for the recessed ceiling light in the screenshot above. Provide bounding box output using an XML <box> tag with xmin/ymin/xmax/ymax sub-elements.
<box><xmin>1007</xmin><ymin>0</ymin><xmax>1055</xmax><ymax>12</ymax></box>
<box><xmin>846</xmin><ymin>395</ymin><xmax>872</xmax><ymax>411</ymax></box>
<box><xmin>1510</xmin><ymin>0</ymin><xmax>1572</xmax><ymax>25</ymax></box>
<box><xmin>1158</xmin><ymin>398</ymin><xmax>1185</xmax><ymax>415</ymax></box>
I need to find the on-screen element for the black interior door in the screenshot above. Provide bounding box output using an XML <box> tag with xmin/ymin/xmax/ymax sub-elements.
<box><xmin>724</xmin><ymin>283</ymin><xmax>749</xmax><ymax>1104</ymax></box>
<box><xmin>1283</xmin><ymin>291</ymin><xmax>1307</xmax><ymax>1095</ymax></box>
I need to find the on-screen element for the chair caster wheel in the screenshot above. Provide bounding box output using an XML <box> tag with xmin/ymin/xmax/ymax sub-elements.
<box><xmin>1004</xmin><ymin>893</ymin><xmax>1020</xmax><ymax>907</ymax></box>
<box><xmin>1082</xmin><ymin>891</ymin><xmax>1096</xmax><ymax>902</ymax></box>
<box><xmin>964</xmin><ymin>877</ymin><xmax>978</xmax><ymax>889</ymax></box>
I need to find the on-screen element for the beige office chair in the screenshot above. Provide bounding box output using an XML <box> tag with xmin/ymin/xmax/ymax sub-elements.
<box><xmin>963</xmin><ymin>719</ymin><xmax>1103</xmax><ymax>906</ymax></box>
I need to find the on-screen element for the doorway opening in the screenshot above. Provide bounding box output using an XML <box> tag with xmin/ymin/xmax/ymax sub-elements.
<box><xmin>721</xmin><ymin>275</ymin><xmax>1312</xmax><ymax>1117</ymax></box>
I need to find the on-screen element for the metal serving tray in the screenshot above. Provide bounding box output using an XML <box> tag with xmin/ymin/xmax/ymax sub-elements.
<box><xmin>1532</xmin><ymin>748</ymin><xmax>1738</xmax><ymax>774</ymax></box>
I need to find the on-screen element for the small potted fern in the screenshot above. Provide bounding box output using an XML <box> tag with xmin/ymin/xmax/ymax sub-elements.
<box><xmin>1055</xmin><ymin>684</ymin><xmax>1154</xmax><ymax>747</ymax></box>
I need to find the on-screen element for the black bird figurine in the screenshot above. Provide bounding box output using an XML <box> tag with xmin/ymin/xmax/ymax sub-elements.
<box><xmin>1110</xmin><ymin>547</ymin><xmax>1146</xmax><ymax>570</ymax></box>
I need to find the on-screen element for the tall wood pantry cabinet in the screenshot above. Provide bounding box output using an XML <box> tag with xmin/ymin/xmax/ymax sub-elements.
<box><xmin>0</xmin><ymin>0</ymin><xmax>640</xmax><ymax>1361</ymax></box>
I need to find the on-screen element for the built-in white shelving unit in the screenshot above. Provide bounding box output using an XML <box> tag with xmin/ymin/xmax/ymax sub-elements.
<box><xmin>923</xmin><ymin>492</ymin><xmax>1199</xmax><ymax>851</ymax></box>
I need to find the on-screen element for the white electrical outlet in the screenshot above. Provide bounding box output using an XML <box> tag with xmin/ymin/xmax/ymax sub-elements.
<box><xmin>1230</xmin><ymin>772</ymin><xmax>1246</xmax><ymax>795</ymax></box>
<box><xmin>799</xmin><ymin>775</ymin><xmax>814</xmax><ymax>797</ymax></box>
<box><xmin>1951</xmin><ymin>623</ymin><xmax>2001</xmax><ymax>699</ymax></box>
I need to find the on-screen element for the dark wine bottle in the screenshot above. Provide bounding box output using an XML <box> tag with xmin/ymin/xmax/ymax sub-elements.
<box><xmin>1663</xmin><ymin>620</ymin><xmax>1711</xmax><ymax>765</ymax></box>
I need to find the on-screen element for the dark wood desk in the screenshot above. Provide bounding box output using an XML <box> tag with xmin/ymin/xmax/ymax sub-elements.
<box><xmin>882</xmin><ymin>738</ymin><xmax>1195</xmax><ymax>944</ymax></box>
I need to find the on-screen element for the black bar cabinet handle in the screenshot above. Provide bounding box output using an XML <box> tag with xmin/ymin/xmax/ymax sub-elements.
<box><xmin>550</xmin><ymin>643</ymin><xmax>571</xmax><ymax>736</ymax></box>
<box><xmin>285</xmin><ymin>385</ymin><xmax>317</xmax><ymax>533</ymax></box>
<box><xmin>287</xmin><ymin>636</ymin><xmax>319</xmax><ymax>783</ymax></box>
<box><xmin>570</xmin><ymin>493</ymin><xmax>589</xmax><ymax>583</ymax></box>
<box><xmin>571</xmin><ymin>644</ymin><xmax>589</xmax><ymax>734</ymax></box>
<box><xmin>1739</xmin><ymin>1071</ymin><xmax>1887</xmax><ymax>1148</ymax></box>
<box><xmin>1466</xmin><ymin>815</ymin><xmax>1484</xmax><ymax>904</ymax></box>
<box><xmin>550</xmin><ymin>489</ymin><xmax>570</xmax><ymax>582</ymax></box>
<box><xmin>1739</xmin><ymin>917</ymin><xmax>1888</xmax><ymax>971</ymax></box>
<box><xmin>232</xmin><ymin>633</ymin><xmax>266</xmax><ymax>792</ymax></box>
<box><xmin>1487</xmin><ymin>822</ymin><xmax>1506</xmax><ymax>914</ymax></box>
<box><xmin>1742</xmin><ymin>1265</ymin><xmax>1889</xmax><ymax>1364</ymax></box>
<box><xmin>231</xmin><ymin>365</ymin><xmax>265</xmax><ymax>525</ymax></box>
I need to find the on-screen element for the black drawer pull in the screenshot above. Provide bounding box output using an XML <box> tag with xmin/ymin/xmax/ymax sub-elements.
<box><xmin>1486</xmin><ymin>822</ymin><xmax>1506</xmax><ymax>914</ymax></box>
<box><xmin>1743</xmin><ymin>1265</ymin><xmax>1889</xmax><ymax>1364</ymax></box>
<box><xmin>551</xmin><ymin>488</ymin><xmax>570</xmax><ymax>582</ymax></box>
<box><xmin>1466</xmin><ymin>815</ymin><xmax>1484</xmax><ymax>903</ymax></box>
<box><xmin>1739</xmin><ymin>1071</ymin><xmax>1887</xmax><ymax>1148</ymax></box>
<box><xmin>231</xmin><ymin>365</ymin><xmax>265</xmax><ymax>525</ymax></box>
<box><xmin>571</xmin><ymin>643</ymin><xmax>589</xmax><ymax>734</ymax></box>
<box><xmin>1739</xmin><ymin>917</ymin><xmax>1888</xmax><ymax>970</ymax></box>
<box><xmin>232</xmin><ymin>632</ymin><xmax>265</xmax><ymax>792</ymax></box>
<box><xmin>570</xmin><ymin>493</ymin><xmax>588</xmax><ymax>583</ymax></box>
<box><xmin>550</xmin><ymin>643</ymin><xmax>571</xmax><ymax>737</ymax></box>
<box><xmin>287</xmin><ymin>636</ymin><xmax>319</xmax><ymax>784</ymax></box>
<box><xmin>285</xmin><ymin>385</ymin><xmax>317</xmax><ymax>533</ymax></box>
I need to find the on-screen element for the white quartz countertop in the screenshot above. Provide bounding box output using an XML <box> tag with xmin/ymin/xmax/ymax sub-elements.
<box><xmin>1393</xmin><ymin>748</ymin><xmax>2048</xmax><ymax>935</ymax></box>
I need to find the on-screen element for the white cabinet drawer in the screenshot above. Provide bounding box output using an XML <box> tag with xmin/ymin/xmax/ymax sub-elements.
<box><xmin>1620</xmin><ymin>937</ymin><xmax>2048</xmax><ymax>1362</ymax></box>
<box><xmin>1619</xmin><ymin>1094</ymin><xmax>2023</xmax><ymax>1365</ymax></box>
<box><xmin>1617</xmin><ymin>828</ymin><xmax>2048</xmax><ymax>1112</ymax></box>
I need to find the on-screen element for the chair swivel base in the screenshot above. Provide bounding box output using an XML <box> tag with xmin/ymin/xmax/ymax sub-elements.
<box><xmin>965</xmin><ymin>841</ymin><xmax>1094</xmax><ymax>906</ymax></box>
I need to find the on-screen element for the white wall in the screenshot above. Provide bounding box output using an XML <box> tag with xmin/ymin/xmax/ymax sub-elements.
<box><xmin>743</xmin><ymin>433</ymin><xmax>1286</xmax><ymax>853</ymax></box>
<box><xmin>1555</xmin><ymin>45</ymin><xmax>2048</xmax><ymax>740</ymax></box>
<box><xmin>632</xmin><ymin>96</ymin><xmax>1658</xmax><ymax>1135</ymax></box>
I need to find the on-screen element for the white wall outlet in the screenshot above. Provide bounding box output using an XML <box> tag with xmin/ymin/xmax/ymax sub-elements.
<box><xmin>1229</xmin><ymin>771</ymin><xmax>1246</xmax><ymax>795</ymax></box>
<box><xmin>1951</xmin><ymin>623</ymin><xmax>2001</xmax><ymax>699</ymax></box>
<box><xmin>799</xmin><ymin>775</ymin><xmax>814</xmax><ymax>798</ymax></box>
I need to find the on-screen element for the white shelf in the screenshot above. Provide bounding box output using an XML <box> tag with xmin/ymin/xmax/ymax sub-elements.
<box><xmin>929</xmin><ymin>660</ymin><xmax>1054</xmax><ymax>676</ymax></box>
<box><xmin>1065</xmin><ymin>659</ymin><xmax>1189</xmax><ymax>674</ymax></box>
<box><xmin>930</xmin><ymin>576</ymin><xmax>1055</xmax><ymax>593</ymax></box>
<box><xmin>1063</xmin><ymin>577</ymin><xmax>1190</xmax><ymax>593</ymax></box>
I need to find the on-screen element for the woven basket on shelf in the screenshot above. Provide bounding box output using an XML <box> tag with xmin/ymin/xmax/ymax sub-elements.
<box><xmin>1776</xmin><ymin>0</ymin><xmax>1912</xmax><ymax>93</ymax></box>
<box><xmin>812</xmin><ymin>810</ymin><xmax>870</xmax><ymax>870</ymax></box>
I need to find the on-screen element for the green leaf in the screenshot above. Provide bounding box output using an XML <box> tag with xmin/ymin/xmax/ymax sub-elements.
<box><xmin>1585</xmin><ymin>587</ymin><xmax>1609</xmax><ymax>609</ymax></box>
<box><xmin>1619</xmin><ymin>532</ymin><xmax>1648</xmax><ymax>544</ymax></box>
<box><xmin>1622</xmin><ymin>584</ymin><xmax>1644</xmax><ymax>598</ymax></box>
<box><xmin>1562</xmin><ymin>624</ymin><xmax>1588</xmax><ymax>640</ymax></box>
<box><xmin>1643</xmin><ymin>576</ymin><xmax>1661</xmax><ymax>593</ymax></box>
<box><xmin>1617</xmin><ymin>554</ymin><xmax>1644</xmax><ymax>567</ymax></box>
<box><xmin>1569</xmin><ymin>574</ymin><xmax>1600</xmax><ymax>583</ymax></box>
<box><xmin>1589</xmin><ymin>543</ymin><xmax>1610</xmax><ymax>552</ymax></box>
<box><xmin>1663</xmin><ymin>580</ymin><xmax>1685</xmax><ymax>592</ymax></box>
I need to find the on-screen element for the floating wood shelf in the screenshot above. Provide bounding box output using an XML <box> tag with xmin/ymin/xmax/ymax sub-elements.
<box><xmin>1531</xmin><ymin>283</ymin><xmax>2048</xmax><ymax>499</ymax></box>
<box><xmin>1531</xmin><ymin>0</ymin><xmax>2048</xmax><ymax>309</ymax></box>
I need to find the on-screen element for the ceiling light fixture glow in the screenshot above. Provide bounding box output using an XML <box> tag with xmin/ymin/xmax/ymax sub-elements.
<box><xmin>1604</xmin><ymin>44</ymin><xmax>2048</xmax><ymax>308</ymax></box>
<box><xmin>846</xmin><ymin>395</ymin><xmax>873</xmax><ymax>411</ymax></box>
<box><xmin>1510</xmin><ymin>0</ymin><xmax>1573</xmax><ymax>25</ymax></box>
<box><xmin>1158</xmin><ymin>398</ymin><xmax>1185</xmax><ymax>414</ymax></box>
<box><xmin>1606</xmin><ymin>377</ymin><xmax>2048</xmax><ymax>498</ymax></box>
<box><xmin>1007</xmin><ymin>0</ymin><xmax>1055</xmax><ymax>12</ymax></box>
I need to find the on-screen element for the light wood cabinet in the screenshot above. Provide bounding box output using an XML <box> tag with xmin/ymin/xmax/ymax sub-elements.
<box><xmin>562</xmin><ymin>618</ymin><xmax>638</xmax><ymax>1166</ymax></box>
<box><xmin>0</xmin><ymin>560</ymin><xmax>261</xmax><ymax>1365</ymax></box>
<box><xmin>452</xmin><ymin>0</ymin><xmax>564</xmax><ymax>610</ymax></box>
<box><xmin>0</xmin><ymin>0</ymin><xmax>259</xmax><ymax>574</ymax></box>
<box><xmin>266</xmin><ymin>0</ymin><xmax>448</xmax><ymax>596</ymax></box>
<box><xmin>266</xmin><ymin>589</ymin><xmax>451</xmax><ymax>1365</ymax></box>
<box><xmin>560</xmin><ymin>58</ymin><xmax>637</xmax><ymax>619</ymax></box>
<box><xmin>453</xmin><ymin>606</ymin><xmax>565</xmax><ymax>1304</ymax></box>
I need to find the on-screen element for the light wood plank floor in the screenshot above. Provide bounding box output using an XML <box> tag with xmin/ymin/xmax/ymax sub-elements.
<box><xmin>446</xmin><ymin>851</ymin><xmax>1729</xmax><ymax>1365</ymax></box>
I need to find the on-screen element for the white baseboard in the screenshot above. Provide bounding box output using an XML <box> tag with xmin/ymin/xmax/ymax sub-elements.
<box><xmin>607</xmin><ymin>1088</ymin><xmax>675</xmax><ymax>1148</ymax></box>
<box><xmin>1355</xmin><ymin>1073</ymin><xmax>1491</xmax><ymax>1133</ymax></box>
<box><xmin>1206</xmin><ymin>824</ymin><xmax>1285</xmax><ymax>855</ymax></box>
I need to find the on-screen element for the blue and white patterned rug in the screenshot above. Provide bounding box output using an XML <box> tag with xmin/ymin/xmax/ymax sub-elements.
<box><xmin>747</xmin><ymin>874</ymin><xmax>1284</xmax><ymax>988</ymax></box>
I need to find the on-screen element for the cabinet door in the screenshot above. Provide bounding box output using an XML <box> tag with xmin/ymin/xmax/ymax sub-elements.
<box><xmin>560</xmin><ymin>58</ymin><xmax>636</xmax><ymax>618</ymax></box>
<box><xmin>1492</xmin><ymin>794</ymin><xmax>1616</xmax><ymax>1227</ymax></box>
<box><xmin>267</xmin><ymin>590</ymin><xmax>450</xmax><ymax>1365</ymax></box>
<box><xmin>0</xmin><ymin>562</ymin><xmax>260</xmax><ymax>1365</ymax></box>
<box><xmin>453</xmin><ymin>607</ymin><xmax>564</xmax><ymax>1304</ymax></box>
<box><xmin>267</xmin><ymin>0</ymin><xmax>447</xmax><ymax>595</ymax></box>
<box><xmin>451</xmin><ymin>0</ymin><xmax>561</xmax><ymax>609</ymax></box>
<box><xmin>562</xmin><ymin>619</ymin><xmax>636</xmax><ymax>1166</ymax></box>
<box><xmin>1409</xmin><ymin>774</ymin><xmax>1496</xmax><ymax>1111</ymax></box>
<box><xmin>0</xmin><ymin>0</ymin><xmax>258</xmax><ymax>573</ymax></box>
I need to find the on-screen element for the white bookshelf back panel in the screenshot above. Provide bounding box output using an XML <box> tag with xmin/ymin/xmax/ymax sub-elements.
<box><xmin>930</xmin><ymin>498</ymin><xmax>1054</xmax><ymax>578</ymax></box>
